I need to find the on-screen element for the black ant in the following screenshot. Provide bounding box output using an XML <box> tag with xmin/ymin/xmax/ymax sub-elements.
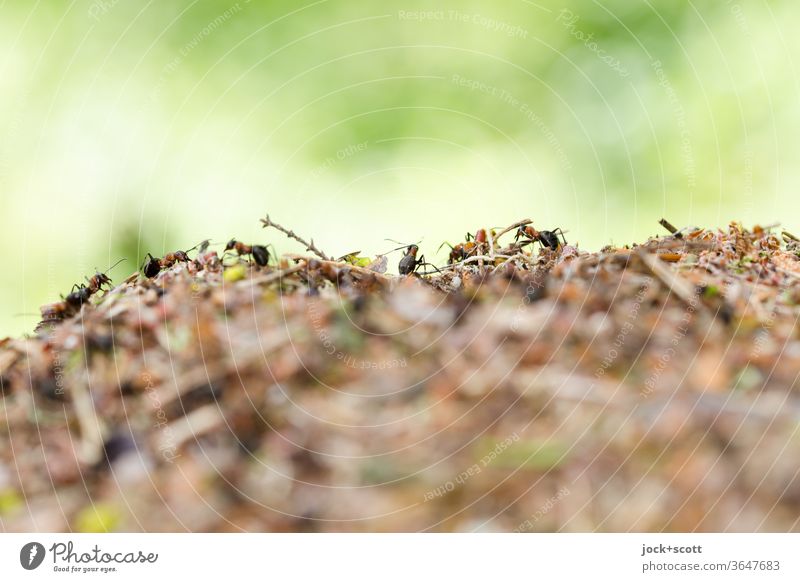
<box><xmin>515</xmin><ymin>225</ymin><xmax>567</xmax><ymax>250</ymax></box>
<box><xmin>64</xmin><ymin>284</ymin><xmax>92</xmax><ymax>309</ymax></box>
<box><xmin>142</xmin><ymin>253</ymin><xmax>161</xmax><ymax>278</ymax></box>
<box><xmin>397</xmin><ymin>244</ymin><xmax>441</xmax><ymax>276</ymax></box>
<box><xmin>142</xmin><ymin>247</ymin><xmax>195</xmax><ymax>278</ymax></box>
<box><xmin>86</xmin><ymin>258</ymin><xmax>125</xmax><ymax>293</ymax></box>
<box><xmin>224</xmin><ymin>239</ymin><xmax>271</xmax><ymax>267</ymax></box>
<box><xmin>41</xmin><ymin>287</ymin><xmax>85</xmax><ymax>323</ymax></box>
<box><xmin>62</xmin><ymin>259</ymin><xmax>126</xmax><ymax>310</ymax></box>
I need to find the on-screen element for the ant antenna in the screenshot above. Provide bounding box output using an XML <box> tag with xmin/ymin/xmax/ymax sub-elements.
<box><xmin>384</xmin><ymin>239</ymin><xmax>422</xmax><ymax>254</ymax></box>
<box><xmin>102</xmin><ymin>258</ymin><xmax>126</xmax><ymax>274</ymax></box>
<box><xmin>186</xmin><ymin>239</ymin><xmax>220</xmax><ymax>253</ymax></box>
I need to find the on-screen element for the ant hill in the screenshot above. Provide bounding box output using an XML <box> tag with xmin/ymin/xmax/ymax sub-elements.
<box><xmin>1</xmin><ymin>217</ymin><xmax>800</xmax><ymax>532</ymax></box>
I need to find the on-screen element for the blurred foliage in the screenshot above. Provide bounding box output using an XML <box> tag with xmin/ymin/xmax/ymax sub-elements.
<box><xmin>1</xmin><ymin>0</ymin><xmax>798</xmax><ymax>335</ymax></box>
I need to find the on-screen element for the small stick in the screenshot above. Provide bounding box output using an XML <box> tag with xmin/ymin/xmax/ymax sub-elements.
<box><xmin>658</xmin><ymin>218</ymin><xmax>682</xmax><ymax>238</ymax></box>
<box><xmin>284</xmin><ymin>254</ymin><xmax>394</xmax><ymax>284</ymax></box>
<box><xmin>236</xmin><ymin>263</ymin><xmax>307</xmax><ymax>287</ymax></box>
<box><xmin>437</xmin><ymin>254</ymin><xmax>514</xmax><ymax>271</ymax></box>
<box><xmin>639</xmin><ymin>251</ymin><xmax>698</xmax><ymax>307</ymax></box>
<box><xmin>71</xmin><ymin>379</ymin><xmax>106</xmax><ymax>465</ymax></box>
<box><xmin>160</xmin><ymin>405</ymin><xmax>223</xmax><ymax>452</ymax></box>
<box><xmin>494</xmin><ymin>219</ymin><xmax>532</xmax><ymax>242</ymax></box>
<box><xmin>777</xmin><ymin>267</ymin><xmax>800</xmax><ymax>280</ymax></box>
<box><xmin>261</xmin><ymin>214</ymin><xmax>332</xmax><ymax>261</ymax></box>
<box><xmin>647</xmin><ymin>240</ymin><xmax>714</xmax><ymax>251</ymax></box>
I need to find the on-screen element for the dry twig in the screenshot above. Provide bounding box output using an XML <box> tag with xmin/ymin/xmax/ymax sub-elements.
<box><xmin>261</xmin><ymin>214</ymin><xmax>332</xmax><ymax>261</ymax></box>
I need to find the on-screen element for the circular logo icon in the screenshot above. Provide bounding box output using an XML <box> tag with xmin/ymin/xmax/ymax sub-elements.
<box><xmin>20</xmin><ymin>542</ymin><xmax>46</xmax><ymax>570</ymax></box>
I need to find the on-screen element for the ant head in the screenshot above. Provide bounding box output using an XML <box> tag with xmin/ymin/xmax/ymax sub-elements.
<box><xmin>407</xmin><ymin>244</ymin><xmax>419</xmax><ymax>255</ymax></box>
<box><xmin>225</xmin><ymin>239</ymin><xmax>237</xmax><ymax>251</ymax></box>
<box><xmin>515</xmin><ymin>225</ymin><xmax>537</xmax><ymax>239</ymax></box>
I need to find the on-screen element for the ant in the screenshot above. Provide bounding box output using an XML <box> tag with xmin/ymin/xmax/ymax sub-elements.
<box><xmin>398</xmin><ymin>245</ymin><xmax>441</xmax><ymax>276</ymax></box>
<box><xmin>438</xmin><ymin>228</ymin><xmax>493</xmax><ymax>264</ymax></box>
<box><xmin>438</xmin><ymin>241</ymin><xmax>469</xmax><ymax>264</ymax></box>
<box><xmin>63</xmin><ymin>258</ymin><xmax>126</xmax><ymax>310</ymax></box>
<box><xmin>64</xmin><ymin>284</ymin><xmax>92</xmax><ymax>310</ymax></box>
<box><xmin>142</xmin><ymin>247</ymin><xmax>195</xmax><ymax>278</ymax></box>
<box><xmin>224</xmin><ymin>239</ymin><xmax>272</xmax><ymax>267</ymax></box>
<box><xmin>142</xmin><ymin>253</ymin><xmax>161</xmax><ymax>278</ymax></box>
<box><xmin>161</xmin><ymin>250</ymin><xmax>191</xmax><ymax>268</ymax></box>
<box><xmin>40</xmin><ymin>259</ymin><xmax>124</xmax><ymax>324</ymax></box>
<box><xmin>515</xmin><ymin>225</ymin><xmax>567</xmax><ymax>250</ymax></box>
<box><xmin>86</xmin><ymin>259</ymin><xmax>125</xmax><ymax>293</ymax></box>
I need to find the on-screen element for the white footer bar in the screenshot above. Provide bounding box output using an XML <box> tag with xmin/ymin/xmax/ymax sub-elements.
<box><xmin>1</xmin><ymin>534</ymin><xmax>797</xmax><ymax>581</ymax></box>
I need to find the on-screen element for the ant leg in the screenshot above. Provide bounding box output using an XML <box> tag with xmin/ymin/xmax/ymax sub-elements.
<box><xmin>553</xmin><ymin>228</ymin><xmax>568</xmax><ymax>245</ymax></box>
<box><xmin>517</xmin><ymin>238</ymin><xmax>534</xmax><ymax>249</ymax></box>
<box><xmin>417</xmin><ymin>255</ymin><xmax>443</xmax><ymax>275</ymax></box>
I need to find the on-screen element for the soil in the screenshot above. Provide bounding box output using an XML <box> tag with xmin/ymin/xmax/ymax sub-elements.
<box><xmin>2</xmin><ymin>220</ymin><xmax>800</xmax><ymax>532</ymax></box>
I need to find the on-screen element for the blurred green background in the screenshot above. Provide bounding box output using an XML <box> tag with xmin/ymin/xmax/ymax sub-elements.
<box><xmin>1</xmin><ymin>0</ymin><xmax>797</xmax><ymax>336</ymax></box>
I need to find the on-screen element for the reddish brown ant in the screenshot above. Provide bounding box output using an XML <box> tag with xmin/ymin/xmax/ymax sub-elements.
<box><xmin>438</xmin><ymin>228</ymin><xmax>494</xmax><ymax>264</ymax></box>
<box><xmin>42</xmin><ymin>259</ymin><xmax>125</xmax><ymax>323</ymax></box>
<box><xmin>161</xmin><ymin>250</ymin><xmax>191</xmax><ymax>268</ymax></box>
<box><xmin>142</xmin><ymin>246</ymin><xmax>196</xmax><ymax>278</ymax></box>
<box><xmin>515</xmin><ymin>225</ymin><xmax>567</xmax><ymax>250</ymax></box>
<box><xmin>224</xmin><ymin>239</ymin><xmax>271</xmax><ymax>267</ymax></box>
<box><xmin>438</xmin><ymin>240</ymin><xmax>478</xmax><ymax>264</ymax></box>
<box><xmin>86</xmin><ymin>259</ymin><xmax>125</xmax><ymax>293</ymax></box>
<box><xmin>62</xmin><ymin>259</ymin><xmax>126</xmax><ymax>310</ymax></box>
